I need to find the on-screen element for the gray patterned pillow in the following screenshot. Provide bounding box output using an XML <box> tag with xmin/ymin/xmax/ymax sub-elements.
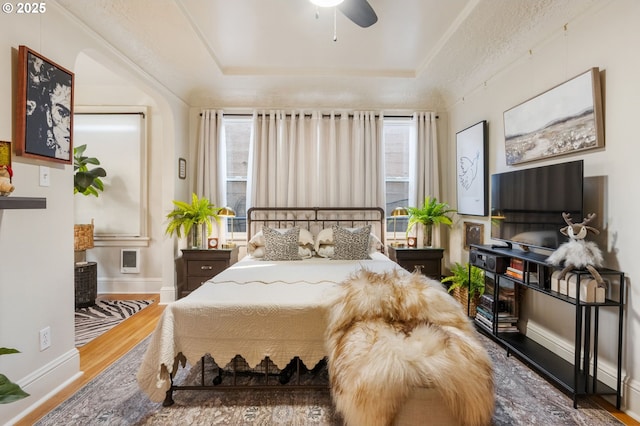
<box><xmin>262</xmin><ymin>226</ymin><xmax>302</xmax><ymax>261</ymax></box>
<box><xmin>332</xmin><ymin>225</ymin><xmax>372</xmax><ymax>260</ymax></box>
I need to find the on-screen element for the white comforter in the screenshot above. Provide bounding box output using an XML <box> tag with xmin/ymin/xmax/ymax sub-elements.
<box><xmin>137</xmin><ymin>252</ymin><xmax>403</xmax><ymax>402</ymax></box>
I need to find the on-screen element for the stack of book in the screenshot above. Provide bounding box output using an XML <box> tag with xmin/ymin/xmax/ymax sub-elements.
<box><xmin>505</xmin><ymin>258</ymin><xmax>538</xmax><ymax>284</ymax></box>
<box><xmin>474</xmin><ymin>284</ymin><xmax>519</xmax><ymax>333</ymax></box>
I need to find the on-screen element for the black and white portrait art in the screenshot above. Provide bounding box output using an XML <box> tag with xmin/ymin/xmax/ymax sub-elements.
<box><xmin>17</xmin><ymin>46</ymin><xmax>74</xmax><ymax>163</ymax></box>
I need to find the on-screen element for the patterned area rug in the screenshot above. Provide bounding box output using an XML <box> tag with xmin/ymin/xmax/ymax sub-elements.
<box><xmin>75</xmin><ymin>300</ymin><xmax>153</xmax><ymax>347</ymax></box>
<box><xmin>37</xmin><ymin>331</ymin><xmax>623</xmax><ymax>425</ymax></box>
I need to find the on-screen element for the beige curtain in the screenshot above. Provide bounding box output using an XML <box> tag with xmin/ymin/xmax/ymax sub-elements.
<box><xmin>196</xmin><ymin>110</ymin><xmax>225</xmax><ymax>236</ymax></box>
<box><xmin>409</xmin><ymin>111</ymin><xmax>441</xmax><ymax>245</ymax></box>
<box><xmin>248</xmin><ymin>111</ymin><xmax>385</xmax><ymax>210</ymax></box>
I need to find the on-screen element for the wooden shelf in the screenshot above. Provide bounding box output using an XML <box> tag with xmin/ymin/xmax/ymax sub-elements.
<box><xmin>0</xmin><ymin>196</ymin><xmax>46</xmax><ymax>209</ymax></box>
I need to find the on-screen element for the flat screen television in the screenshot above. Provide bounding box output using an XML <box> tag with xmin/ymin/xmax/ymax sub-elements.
<box><xmin>490</xmin><ymin>160</ymin><xmax>583</xmax><ymax>251</ymax></box>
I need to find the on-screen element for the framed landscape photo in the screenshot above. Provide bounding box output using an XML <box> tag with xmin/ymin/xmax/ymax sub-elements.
<box><xmin>456</xmin><ymin>120</ymin><xmax>488</xmax><ymax>216</ymax></box>
<box><xmin>15</xmin><ymin>45</ymin><xmax>74</xmax><ymax>164</ymax></box>
<box><xmin>503</xmin><ymin>67</ymin><xmax>604</xmax><ymax>165</ymax></box>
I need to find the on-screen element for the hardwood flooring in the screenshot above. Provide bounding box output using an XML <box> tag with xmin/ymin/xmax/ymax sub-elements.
<box><xmin>14</xmin><ymin>293</ymin><xmax>639</xmax><ymax>425</ymax></box>
<box><xmin>15</xmin><ymin>294</ymin><xmax>165</xmax><ymax>426</ymax></box>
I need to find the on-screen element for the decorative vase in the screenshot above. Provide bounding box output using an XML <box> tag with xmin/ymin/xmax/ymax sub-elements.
<box><xmin>188</xmin><ymin>223</ymin><xmax>208</xmax><ymax>249</ymax></box>
<box><xmin>423</xmin><ymin>223</ymin><xmax>434</xmax><ymax>247</ymax></box>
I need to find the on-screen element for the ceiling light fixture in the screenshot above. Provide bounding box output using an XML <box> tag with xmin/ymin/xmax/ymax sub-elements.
<box><xmin>310</xmin><ymin>0</ymin><xmax>344</xmax><ymax>7</ymax></box>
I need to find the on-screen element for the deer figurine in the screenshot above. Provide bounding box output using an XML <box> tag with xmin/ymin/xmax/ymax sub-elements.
<box><xmin>547</xmin><ymin>212</ymin><xmax>604</xmax><ymax>286</ymax></box>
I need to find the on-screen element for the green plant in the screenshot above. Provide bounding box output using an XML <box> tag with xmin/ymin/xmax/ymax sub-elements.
<box><xmin>442</xmin><ymin>262</ymin><xmax>485</xmax><ymax>299</ymax></box>
<box><xmin>0</xmin><ymin>348</ymin><xmax>29</xmax><ymax>404</ymax></box>
<box><xmin>165</xmin><ymin>193</ymin><xmax>221</xmax><ymax>239</ymax></box>
<box><xmin>74</xmin><ymin>144</ymin><xmax>107</xmax><ymax>196</ymax></box>
<box><xmin>406</xmin><ymin>197</ymin><xmax>456</xmax><ymax>246</ymax></box>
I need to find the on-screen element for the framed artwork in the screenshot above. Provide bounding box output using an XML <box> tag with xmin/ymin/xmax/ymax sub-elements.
<box><xmin>456</xmin><ymin>120</ymin><xmax>488</xmax><ymax>216</ymax></box>
<box><xmin>15</xmin><ymin>45</ymin><xmax>74</xmax><ymax>164</ymax></box>
<box><xmin>178</xmin><ymin>157</ymin><xmax>187</xmax><ymax>179</ymax></box>
<box><xmin>0</xmin><ymin>141</ymin><xmax>11</xmax><ymax>166</ymax></box>
<box><xmin>464</xmin><ymin>222</ymin><xmax>484</xmax><ymax>250</ymax></box>
<box><xmin>503</xmin><ymin>67</ymin><xmax>604</xmax><ymax>165</ymax></box>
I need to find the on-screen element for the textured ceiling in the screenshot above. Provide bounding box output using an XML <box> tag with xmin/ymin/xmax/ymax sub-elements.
<box><xmin>56</xmin><ymin>0</ymin><xmax>600</xmax><ymax>110</ymax></box>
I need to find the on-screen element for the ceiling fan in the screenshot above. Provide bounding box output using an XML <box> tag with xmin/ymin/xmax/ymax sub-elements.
<box><xmin>309</xmin><ymin>0</ymin><xmax>378</xmax><ymax>28</ymax></box>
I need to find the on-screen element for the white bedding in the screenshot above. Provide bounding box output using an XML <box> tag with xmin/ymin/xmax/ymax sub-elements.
<box><xmin>137</xmin><ymin>252</ymin><xmax>404</xmax><ymax>402</ymax></box>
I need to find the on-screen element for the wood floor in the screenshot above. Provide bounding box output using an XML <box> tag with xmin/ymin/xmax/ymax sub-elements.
<box><xmin>15</xmin><ymin>294</ymin><xmax>165</xmax><ymax>426</ymax></box>
<box><xmin>14</xmin><ymin>293</ymin><xmax>639</xmax><ymax>425</ymax></box>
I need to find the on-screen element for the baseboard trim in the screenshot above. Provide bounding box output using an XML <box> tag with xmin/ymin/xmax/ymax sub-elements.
<box><xmin>4</xmin><ymin>349</ymin><xmax>82</xmax><ymax>426</ymax></box>
<box><xmin>97</xmin><ymin>277</ymin><xmax>162</xmax><ymax>294</ymax></box>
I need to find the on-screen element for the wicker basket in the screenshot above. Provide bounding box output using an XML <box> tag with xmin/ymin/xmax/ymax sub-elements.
<box><xmin>74</xmin><ymin>222</ymin><xmax>94</xmax><ymax>251</ymax></box>
<box><xmin>452</xmin><ymin>287</ymin><xmax>479</xmax><ymax>318</ymax></box>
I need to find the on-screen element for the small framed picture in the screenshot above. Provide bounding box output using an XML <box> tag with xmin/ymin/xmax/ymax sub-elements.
<box><xmin>407</xmin><ymin>236</ymin><xmax>417</xmax><ymax>248</ymax></box>
<box><xmin>178</xmin><ymin>158</ymin><xmax>187</xmax><ymax>179</ymax></box>
<box><xmin>464</xmin><ymin>222</ymin><xmax>484</xmax><ymax>250</ymax></box>
<box><xmin>207</xmin><ymin>237</ymin><xmax>218</xmax><ymax>249</ymax></box>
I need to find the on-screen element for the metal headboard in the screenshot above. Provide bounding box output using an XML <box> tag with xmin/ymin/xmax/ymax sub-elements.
<box><xmin>247</xmin><ymin>206</ymin><xmax>386</xmax><ymax>249</ymax></box>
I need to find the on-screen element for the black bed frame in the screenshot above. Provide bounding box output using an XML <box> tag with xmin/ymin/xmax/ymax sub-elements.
<box><xmin>163</xmin><ymin>206</ymin><xmax>387</xmax><ymax>406</ymax></box>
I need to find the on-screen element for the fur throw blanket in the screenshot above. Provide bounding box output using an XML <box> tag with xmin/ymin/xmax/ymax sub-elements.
<box><xmin>326</xmin><ymin>269</ymin><xmax>494</xmax><ymax>426</ymax></box>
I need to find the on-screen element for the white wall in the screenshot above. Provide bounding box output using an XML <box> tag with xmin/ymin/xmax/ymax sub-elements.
<box><xmin>445</xmin><ymin>0</ymin><xmax>640</xmax><ymax>419</ymax></box>
<box><xmin>0</xmin><ymin>5</ymin><xmax>188</xmax><ymax>423</ymax></box>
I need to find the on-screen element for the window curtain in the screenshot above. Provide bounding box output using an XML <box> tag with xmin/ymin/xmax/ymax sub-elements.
<box><xmin>409</xmin><ymin>111</ymin><xmax>441</xmax><ymax>245</ymax></box>
<box><xmin>196</xmin><ymin>109</ymin><xmax>226</xmax><ymax>236</ymax></box>
<box><xmin>247</xmin><ymin>111</ymin><xmax>385</xmax><ymax>210</ymax></box>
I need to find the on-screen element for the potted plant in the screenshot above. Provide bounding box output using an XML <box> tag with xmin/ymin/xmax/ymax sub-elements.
<box><xmin>74</xmin><ymin>144</ymin><xmax>107</xmax><ymax>197</ymax></box>
<box><xmin>73</xmin><ymin>145</ymin><xmax>107</xmax><ymax>262</ymax></box>
<box><xmin>166</xmin><ymin>193</ymin><xmax>221</xmax><ymax>249</ymax></box>
<box><xmin>442</xmin><ymin>262</ymin><xmax>485</xmax><ymax>317</ymax></box>
<box><xmin>406</xmin><ymin>196</ymin><xmax>456</xmax><ymax>247</ymax></box>
<box><xmin>0</xmin><ymin>347</ymin><xmax>29</xmax><ymax>404</ymax></box>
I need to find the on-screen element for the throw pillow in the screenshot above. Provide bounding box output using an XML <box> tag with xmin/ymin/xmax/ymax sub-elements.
<box><xmin>332</xmin><ymin>225</ymin><xmax>371</xmax><ymax>260</ymax></box>
<box><xmin>262</xmin><ymin>226</ymin><xmax>302</xmax><ymax>261</ymax></box>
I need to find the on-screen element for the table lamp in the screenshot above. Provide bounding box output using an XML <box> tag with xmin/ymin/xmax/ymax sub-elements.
<box><xmin>390</xmin><ymin>207</ymin><xmax>408</xmax><ymax>248</ymax></box>
<box><xmin>218</xmin><ymin>206</ymin><xmax>236</xmax><ymax>248</ymax></box>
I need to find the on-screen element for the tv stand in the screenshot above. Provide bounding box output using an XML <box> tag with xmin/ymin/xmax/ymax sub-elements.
<box><xmin>469</xmin><ymin>244</ymin><xmax>625</xmax><ymax>409</ymax></box>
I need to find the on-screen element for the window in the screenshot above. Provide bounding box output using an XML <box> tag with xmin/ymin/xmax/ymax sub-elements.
<box><xmin>384</xmin><ymin>119</ymin><xmax>411</xmax><ymax>233</ymax></box>
<box><xmin>223</xmin><ymin>117</ymin><xmax>251</xmax><ymax>233</ymax></box>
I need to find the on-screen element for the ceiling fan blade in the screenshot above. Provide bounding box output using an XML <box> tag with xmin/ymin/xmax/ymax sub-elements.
<box><xmin>338</xmin><ymin>0</ymin><xmax>378</xmax><ymax>28</ymax></box>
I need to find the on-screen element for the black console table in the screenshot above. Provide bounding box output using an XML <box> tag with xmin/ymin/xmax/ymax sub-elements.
<box><xmin>469</xmin><ymin>244</ymin><xmax>625</xmax><ymax>409</ymax></box>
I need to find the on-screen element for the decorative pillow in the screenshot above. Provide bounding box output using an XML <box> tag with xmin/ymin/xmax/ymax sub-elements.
<box><xmin>249</xmin><ymin>228</ymin><xmax>314</xmax><ymax>256</ymax></box>
<box><xmin>314</xmin><ymin>226</ymin><xmax>381</xmax><ymax>255</ymax></box>
<box><xmin>262</xmin><ymin>226</ymin><xmax>302</xmax><ymax>261</ymax></box>
<box><xmin>316</xmin><ymin>244</ymin><xmax>335</xmax><ymax>258</ymax></box>
<box><xmin>332</xmin><ymin>225</ymin><xmax>372</xmax><ymax>260</ymax></box>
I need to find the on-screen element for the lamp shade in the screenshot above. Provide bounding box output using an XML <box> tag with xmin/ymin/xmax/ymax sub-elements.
<box><xmin>218</xmin><ymin>207</ymin><xmax>236</xmax><ymax>217</ymax></box>
<box><xmin>391</xmin><ymin>207</ymin><xmax>408</xmax><ymax>217</ymax></box>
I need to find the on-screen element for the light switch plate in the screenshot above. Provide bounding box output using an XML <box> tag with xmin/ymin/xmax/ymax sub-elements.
<box><xmin>39</xmin><ymin>166</ymin><xmax>50</xmax><ymax>187</ymax></box>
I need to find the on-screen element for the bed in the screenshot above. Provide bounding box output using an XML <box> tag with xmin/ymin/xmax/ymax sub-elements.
<box><xmin>137</xmin><ymin>208</ymin><xmax>399</xmax><ymax>399</ymax></box>
<box><xmin>137</xmin><ymin>207</ymin><xmax>488</xmax><ymax>425</ymax></box>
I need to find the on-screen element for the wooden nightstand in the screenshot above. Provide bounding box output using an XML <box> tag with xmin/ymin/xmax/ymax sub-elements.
<box><xmin>179</xmin><ymin>248</ymin><xmax>239</xmax><ymax>298</ymax></box>
<box><xmin>387</xmin><ymin>246</ymin><xmax>444</xmax><ymax>280</ymax></box>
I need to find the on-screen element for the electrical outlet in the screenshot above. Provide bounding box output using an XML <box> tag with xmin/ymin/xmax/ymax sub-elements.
<box><xmin>39</xmin><ymin>166</ymin><xmax>50</xmax><ymax>187</ymax></box>
<box><xmin>39</xmin><ymin>326</ymin><xmax>51</xmax><ymax>351</ymax></box>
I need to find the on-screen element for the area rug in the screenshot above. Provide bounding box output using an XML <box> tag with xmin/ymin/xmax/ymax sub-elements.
<box><xmin>75</xmin><ymin>300</ymin><xmax>153</xmax><ymax>347</ymax></box>
<box><xmin>38</xmin><ymin>330</ymin><xmax>623</xmax><ymax>425</ymax></box>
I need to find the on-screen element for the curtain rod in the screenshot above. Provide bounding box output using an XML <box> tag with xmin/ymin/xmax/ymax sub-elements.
<box><xmin>200</xmin><ymin>112</ymin><xmax>438</xmax><ymax>119</ymax></box>
<box><xmin>75</xmin><ymin>112</ymin><xmax>146</xmax><ymax>118</ymax></box>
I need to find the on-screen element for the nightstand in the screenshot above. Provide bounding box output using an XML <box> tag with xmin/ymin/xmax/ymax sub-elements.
<box><xmin>387</xmin><ymin>246</ymin><xmax>444</xmax><ymax>280</ymax></box>
<box><xmin>180</xmin><ymin>248</ymin><xmax>239</xmax><ymax>298</ymax></box>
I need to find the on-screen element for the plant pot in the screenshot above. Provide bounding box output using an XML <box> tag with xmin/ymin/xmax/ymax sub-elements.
<box><xmin>452</xmin><ymin>286</ymin><xmax>479</xmax><ymax>318</ymax></box>
<box><xmin>188</xmin><ymin>223</ymin><xmax>208</xmax><ymax>249</ymax></box>
<box><xmin>423</xmin><ymin>223</ymin><xmax>433</xmax><ymax>247</ymax></box>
